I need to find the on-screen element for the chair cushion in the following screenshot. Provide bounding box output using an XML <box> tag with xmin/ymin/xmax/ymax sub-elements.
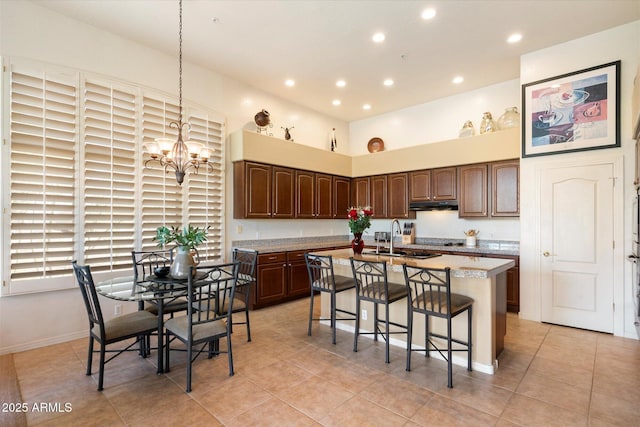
<box><xmin>412</xmin><ymin>292</ymin><xmax>473</xmax><ymax>314</ymax></box>
<box><xmin>334</xmin><ymin>275</ymin><xmax>357</xmax><ymax>292</ymax></box>
<box><xmin>145</xmin><ymin>299</ymin><xmax>189</xmax><ymax>315</ymax></box>
<box><xmin>217</xmin><ymin>297</ymin><xmax>245</xmax><ymax>314</ymax></box>
<box><xmin>95</xmin><ymin>311</ymin><xmax>157</xmax><ymax>341</ymax></box>
<box><xmin>238</xmin><ymin>273</ymin><xmax>254</xmax><ymax>284</ymax></box>
<box><xmin>360</xmin><ymin>281</ymin><xmax>408</xmax><ymax>302</ymax></box>
<box><xmin>165</xmin><ymin>315</ymin><xmax>228</xmax><ymax>343</ymax></box>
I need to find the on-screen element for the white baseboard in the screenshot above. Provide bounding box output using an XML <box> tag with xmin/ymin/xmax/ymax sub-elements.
<box><xmin>0</xmin><ymin>331</ymin><xmax>87</xmax><ymax>356</ymax></box>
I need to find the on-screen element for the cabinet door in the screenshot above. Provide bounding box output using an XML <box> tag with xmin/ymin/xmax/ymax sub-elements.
<box><xmin>506</xmin><ymin>267</ymin><xmax>520</xmax><ymax>313</ymax></box>
<box><xmin>244</xmin><ymin>162</ymin><xmax>272</xmax><ymax>218</ymax></box>
<box><xmin>409</xmin><ymin>170</ymin><xmax>431</xmax><ymax>202</ymax></box>
<box><xmin>272</xmin><ymin>166</ymin><xmax>295</xmax><ymax>218</ymax></box>
<box><xmin>351</xmin><ymin>177</ymin><xmax>370</xmax><ymax>207</ymax></box>
<box><xmin>458</xmin><ymin>164</ymin><xmax>488</xmax><ymax>217</ymax></box>
<box><xmin>315</xmin><ymin>173</ymin><xmax>333</xmax><ymax>219</ymax></box>
<box><xmin>287</xmin><ymin>250</ymin><xmax>311</xmax><ymax>298</ymax></box>
<box><xmin>295</xmin><ymin>170</ymin><xmax>315</xmax><ymax>218</ymax></box>
<box><xmin>432</xmin><ymin>167</ymin><xmax>457</xmax><ymax>201</ymax></box>
<box><xmin>333</xmin><ymin>176</ymin><xmax>351</xmax><ymax>218</ymax></box>
<box><xmin>371</xmin><ymin>175</ymin><xmax>388</xmax><ymax>218</ymax></box>
<box><xmin>491</xmin><ymin>160</ymin><xmax>519</xmax><ymax>217</ymax></box>
<box><xmin>388</xmin><ymin>173</ymin><xmax>413</xmax><ymax>218</ymax></box>
<box><xmin>256</xmin><ymin>254</ymin><xmax>288</xmax><ymax>306</ymax></box>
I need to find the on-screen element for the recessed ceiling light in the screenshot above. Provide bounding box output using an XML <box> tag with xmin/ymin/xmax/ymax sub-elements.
<box><xmin>421</xmin><ymin>8</ymin><xmax>436</xmax><ymax>20</ymax></box>
<box><xmin>372</xmin><ymin>32</ymin><xmax>386</xmax><ymax>43</ymax></box>
<box><xmin>507</xmin><ymin>33</ymin><xmax>522</xmax><ymax>43</ymax></box>
<box><xmin>452</xmin><ymin>76</ymin><xmax>464</xmax><ymax>84</ymax></box>
<box><xmin>336</xmin><ymin>80</ymin><xmax>346</xmax><ymax>88</ymax></box>
<box><xmin>383</xmin><ymin>79</ymin><xmax>394</xmax><ymax>87</ymax></box>
<box><xmin>332</xmin><ymin>99</ymin><xmax>341</xmax><ymax>106</ymax></box>
<box><xmin>284</xmin><ymin>79</ymin><xmax>295</xmax><ymax>87</ymax></box>
<box><xmin>363</xmin><ymin>104</ymin><xmax>372</xmax><ymax>110</ymax></box>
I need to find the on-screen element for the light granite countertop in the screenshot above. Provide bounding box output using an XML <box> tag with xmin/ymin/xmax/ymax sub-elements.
<box><xmin>232</xmin><ymin>236</ymin><xmax>519</xmax><ymax>257</ymax></box>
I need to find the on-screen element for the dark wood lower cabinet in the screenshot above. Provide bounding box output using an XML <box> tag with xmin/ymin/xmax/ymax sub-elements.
<box><xmin>252</xmin><ymin>248</ymin><xmax>326</xmax><ymax>309</ymax></box>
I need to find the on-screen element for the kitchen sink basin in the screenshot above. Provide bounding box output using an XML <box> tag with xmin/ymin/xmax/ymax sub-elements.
<box><xmin>363</xmin><ymin>249</ymin><xmax>442</xmax><ymax>259</ymax></box>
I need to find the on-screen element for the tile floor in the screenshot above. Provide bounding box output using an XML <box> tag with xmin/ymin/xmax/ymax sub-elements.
<box><xmin>4</xmin><ymin>297</ymin><xmax>640</xmax><ymax>426</ymax></box>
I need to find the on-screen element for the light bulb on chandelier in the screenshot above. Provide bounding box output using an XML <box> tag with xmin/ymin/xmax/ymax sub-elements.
<box><xmin>143</xmin><ymin>0</ymin><xmax>214</xmax><ymax>185</ymax></box>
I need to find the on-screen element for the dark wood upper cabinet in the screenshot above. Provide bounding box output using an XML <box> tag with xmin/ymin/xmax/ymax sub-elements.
<box><xmin>458</xmin><ymin>164</ymin><xmax>489</xmax><ymax>217</ymax></box>
<box><xmin>333</xmin><ymin>176</ymin><xmax>351</xmax><ymax>219</ymax></box>
<box><xmin>459</xmin><ymin>160</ymin><xmax>519</xmax><ymax>218</ymax></box>
<box><xmin>371</xmin><ymin>175</ymin><xmax>388</xmax><ymax>218</ymax></box>
<box><xmin>431</xmin><ymin>167</ymin><xmax>457</xmax><ymax>201</ymax></box>
<box><xmin>295</xmin><ymin>170</ymin><xmax>315</xmax><ymax>218</ymax></box>
<box><xmin>234</xmin><ymin>161</ymin><xmax>271</xmax><ymax>218</ymax></box>
<box><xmin>409</xmin><ymin>170</ymin><xmax>431</xmax><ymax>202</ymax></box>
<box><xmin>491</xmin><ymin>160</ymin><xmax>520</xmax><ymax>217</ymax></box>
<box><xmin>388</xmin><ymin>173</ymin><xmax>414</xmax><ymax>218</ymax></box>
<box><xmin>351</xmin><ymin>177</ymin><xmax>370</xmax><ymax>208</ymax></box>
<box><xmin>272</xmin><ymin>166</ymin><xmax>295</xmax><ymax>218</ymax></box>
<box><xmin>315</xmin><ymin>173</ymin><xmax>333</xmax><ymax>219</ymax></box>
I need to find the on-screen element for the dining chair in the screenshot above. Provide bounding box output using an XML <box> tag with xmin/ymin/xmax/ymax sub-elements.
<box><xmin>131</xmin><ymin>249</ymin><xmax>189</xmax><ymax>316</ymax></box>
<box><xmin>216</xmin><ymin>248</ymin><xmax>258</xmax><ymax>341</ymax></box>
<box><xmin>402</xmin><ymin>264</ymin><xmax>473</xmax><ymax>388</ymax></box>
<box><xmin>164</xmin><ymin>262</ymin><xmax>239</xmax><ymax>393</ymax></box>
<box><xmin>305</xmin><ymin>253</ymin><xmax>357</xmax><ymax>344</ymax></box>
<box><xmin>72</xmin><ymin>261</ymin><xmax>158</xmax><ymax>391</ymax></box>
<box><xmin>350</xmin><ymin>258</ymin><xmax>408</xmax><ymax>363</ymax></box>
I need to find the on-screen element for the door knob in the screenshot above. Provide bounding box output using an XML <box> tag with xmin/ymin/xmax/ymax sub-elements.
<box><xmin>543</xmin><ymin>251</ymin><xmax>550</xmax><ymax>257</ymax></box>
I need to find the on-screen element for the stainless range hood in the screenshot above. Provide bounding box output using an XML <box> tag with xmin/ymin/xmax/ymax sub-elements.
<box><xmin>409</xmin><ymin>200</ymin><xmax>459</xmax><ymax>211</ymax></box>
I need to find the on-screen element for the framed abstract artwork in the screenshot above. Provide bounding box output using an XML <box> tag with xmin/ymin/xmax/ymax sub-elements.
<box><xmin>522</xmin><ymin>60</ymin><xmax>620</xmax><ymax>158</ymax></box>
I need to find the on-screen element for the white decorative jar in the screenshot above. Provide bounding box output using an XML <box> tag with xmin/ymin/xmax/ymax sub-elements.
<box><xmin>466</xmin><ymin>236</ymin><xmax>477</xmax><ymax>247</ymax></box>
<box><xmin>170</xmin><ymin>246</ymin><xmax>197</xmax><ymax>279</ymax></box>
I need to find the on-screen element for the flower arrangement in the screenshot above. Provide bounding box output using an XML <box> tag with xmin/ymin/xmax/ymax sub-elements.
<box><xmin>347</xmin><ymin>206</ymin><xmax>373</xmax><ymax>235</ymax></box>
<box><xmin>154</xmin><ymin>224</ymin><xmax>210</xmax><ymax>250</ymax></box>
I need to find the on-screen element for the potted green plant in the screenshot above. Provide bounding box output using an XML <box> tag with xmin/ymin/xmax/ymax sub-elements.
<box><xmin>154</xmin><ymin>225</ymin><xmax>210</xmax><ymax>279</ymax></box>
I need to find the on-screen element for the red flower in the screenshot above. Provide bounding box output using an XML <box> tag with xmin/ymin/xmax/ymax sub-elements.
<box><xmin>348</xmin><ymin>209</ymin><xmax>358</xmax><ymax>219</ymax></box>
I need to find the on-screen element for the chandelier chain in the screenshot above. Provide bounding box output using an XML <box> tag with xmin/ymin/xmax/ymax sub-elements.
<box><xmin>178</xmin><ymin>0</ymin><xmax>183</xmax><ymax>125</ymax></box>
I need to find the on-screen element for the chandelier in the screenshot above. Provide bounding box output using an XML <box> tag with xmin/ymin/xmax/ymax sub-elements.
<box><xmin>143</xmin><ymin>0</ymin><xmax>213</xmax><ymax>185</ymax></box>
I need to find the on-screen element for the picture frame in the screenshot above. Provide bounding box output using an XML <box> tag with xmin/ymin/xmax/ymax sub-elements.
<box><xmin>521</xmin><ymin>60</ymin><xmax>620</xmax><ymax>158</ymax></box>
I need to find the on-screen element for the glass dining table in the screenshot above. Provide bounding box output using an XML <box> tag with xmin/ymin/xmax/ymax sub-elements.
<box><xmin>96</xmin><ymin>272</ymin><xmax>207</xmax><ymax>374</ymax></box>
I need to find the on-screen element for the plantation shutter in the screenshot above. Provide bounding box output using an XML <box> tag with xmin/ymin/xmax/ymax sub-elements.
<box><xmin>185</xmin><ymin>109</ymin><xmax>225</xmax><ymax>263</ymax></box>
<box><xmin>140</xmin><ymin>94</ymin><xmax>183</xmax><ymax>250</ymax></box>
<box><xmin>8</xmin><ymin>64</ymin><xmax>78</xmax><ymax>293</ymax></box>
<box><xmin>82</xmin><ymin>79</ymin><xmax>137</xmax><ymax>272</ymax></box>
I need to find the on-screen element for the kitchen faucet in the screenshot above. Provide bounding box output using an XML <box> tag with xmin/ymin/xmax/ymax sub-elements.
<box><xmin>389</xmin><ymin>219</ymin><xmax>401</xmax><ymax>254</ymax></box>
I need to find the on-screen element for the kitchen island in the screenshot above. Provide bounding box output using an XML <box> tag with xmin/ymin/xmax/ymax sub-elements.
<box><xmin>310</xmin><ymin>248</ymin><xmax>515</xmax><ymax>374</ymax></box>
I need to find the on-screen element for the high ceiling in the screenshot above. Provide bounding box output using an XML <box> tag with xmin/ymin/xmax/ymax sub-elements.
<box><xmin>32</xmin><ymin>0</ymin><xmax>640</xmax><ymax>122</ymax></box>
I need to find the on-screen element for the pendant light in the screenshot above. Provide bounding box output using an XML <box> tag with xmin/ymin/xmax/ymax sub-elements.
<box><xmin>143</xmin><ymin>0</ymin><xmax>213</xmax><ymax>185</ymax></box>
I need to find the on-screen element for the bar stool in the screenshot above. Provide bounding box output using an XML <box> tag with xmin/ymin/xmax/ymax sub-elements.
<box><xmin>305</xmin><ymin>253</ymin><xmax>357</xmax><ymax>344</ymax></box>
<box><xmin>403</xmin><ymin>264</ymin><xmax>473</xmax><ymax>388</ymax></box>
<box><xmin>350</xmin><ymin>257</ymin><xmax>408</xmax><ymax>363</ymax></box>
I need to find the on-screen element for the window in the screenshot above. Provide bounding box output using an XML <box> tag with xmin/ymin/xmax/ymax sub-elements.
<box><xmin>3</xmin><ymin>59</ymin><xmax>225</xmax><ymax>295</ymax></box>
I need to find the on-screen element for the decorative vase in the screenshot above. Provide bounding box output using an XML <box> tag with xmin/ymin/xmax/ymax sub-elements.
<box><xmin>466</xmin><ymin>236</ymin><xmax>477</xmax><ymax>247</ymax></box>
<box><xmin>479</xmin><ymin>112</ymin><xmax>496</xmax><ymax>134</ymax></box>
<box><xmin>458</xmin><ymin>120</ymin><xmax>475</xmax><ymax>138</ymax></box>
<box><xmin>497</xmin><ymin>107</ymin><xmax>520</xmax><ymax>130</ymax></box>
<box><xmin>170</xmin><ymin>246</ymin><xmax>197</xmax><ymax>280</ymax></box>
<box><xmin>351</xmin><ymin>233</ymin><xmax>365</xmax><ymax>255</ymax></box>
<box><xmin>254</xmin><ymin>109</ymin><xmax>270</xmax><ymax>127</ymax></box>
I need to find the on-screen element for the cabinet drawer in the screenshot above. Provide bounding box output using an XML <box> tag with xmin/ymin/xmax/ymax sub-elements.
<box><xmin>258</xmin><ymin>252</ymin><xmax>287</xmax><ymax>264</ymax></box>
<box><xmin>287</xmin><ymin>250</ymin><xmax>309</xmax><ymax>262</ymax></box>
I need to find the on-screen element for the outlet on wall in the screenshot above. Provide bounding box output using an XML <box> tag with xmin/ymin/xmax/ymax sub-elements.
<box><xmin>114</xmin><ymin>304</ymin><xmax>122</xmax><ymax>316</ymax></box>
<box><xmin>361</xmin><ymin>309</ymin><xmax>368</xmax><ymax>320</ymax></box>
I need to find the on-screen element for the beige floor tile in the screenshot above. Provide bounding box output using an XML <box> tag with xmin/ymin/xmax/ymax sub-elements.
<box><xmin>410</xmin><ymin>394</ymin><xmax>498</xmax><ymax>427</ymax></box>
<box><xmin>589</xmin><ymin>390</ymin><xmax>640</xmax><ymax>425</ymax></box>
<box><xmin>274</xmin><ymin>374</ymin><xmax>355</xmax><ymax>420</ymax></box>
<box><xmin>357</xmin><ymin>372</ymin><xmax>433</xmax><ymax>418</ymax></box>
<box><xmin>527</xmin><ymin>356</ymin><xmax>593</xmax><ymax>389</ymax></box>
<box><xmin>500</xmin><ymin>394</ymin><xmax>588</xmax><ymax>427</ymax></box>
<box><xmin>226</xmin><ymin>397</ymin><xmax>315</xmax><ymax>427</ymax></box>
<box><xmin>516</xmin><ymin>371</ymin><xmax>591</xmax><ymax>415</ymax></box>
<box><xmin>436</xmin><ymin>374</ymin><xmax>513</xmax><ymax>417</ymax></box>
<box><xmin>319</xmin><ymin>395</ymin><xmax>409</xmax><ymax>427</ymax></box>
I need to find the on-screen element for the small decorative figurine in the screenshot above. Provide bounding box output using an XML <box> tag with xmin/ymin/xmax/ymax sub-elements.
<box><xmin>281</xmin><ymin>126</ymin><xmax>294</xmax><ymax>141</ymax></box>
<box><xmin>458</xmin><ymin>120</ymin><xmax>475</xmax><ymax>138</ymax></box>
<box><xmin>331</xmin><ymin>128</ymin><xmax>337</xmax><ymax>151</ymax></box>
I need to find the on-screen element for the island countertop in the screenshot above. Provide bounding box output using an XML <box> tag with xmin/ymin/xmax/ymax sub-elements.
<box><xmin>313</xmin><ymin>248</ymin><xmax>515</xmax><ymax>279</ymax></box>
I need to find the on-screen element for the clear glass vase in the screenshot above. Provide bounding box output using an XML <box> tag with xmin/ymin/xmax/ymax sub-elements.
<box><xmin>479</xmin><ymin>112</ymin><xmax>496</xmax><ymax>134</ymax></box>
<box><xmin>497</xmin><ymin>107</ymin><xmax>521</xmax><ymax>130</ymax></box>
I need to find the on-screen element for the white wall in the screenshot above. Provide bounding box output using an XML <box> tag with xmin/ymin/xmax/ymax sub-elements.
<box><xmin>519</xmin><ymin>21</ymin><xmax>640</xmax><ymax>339</ymax></box>
<box><xmin>0</xmin><ymin>0</ymin><xmax>349</xmax><ymax>354</ymax></box>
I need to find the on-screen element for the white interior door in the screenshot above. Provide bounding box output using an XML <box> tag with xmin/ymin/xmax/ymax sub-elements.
<box><xmin>540</xmin><ymin>163</ymin><xmax>614</xmax><ymax>333</ymax></box>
